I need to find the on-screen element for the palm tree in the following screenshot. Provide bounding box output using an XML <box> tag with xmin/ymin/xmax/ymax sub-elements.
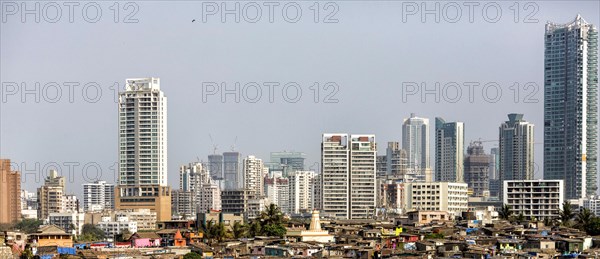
<box><xmin>576</xmin><ymin>208</ymin><xmax>594</xmax><ymax>229</ymax></box>
<box><xmin>248</xmin><ymin>221</ymin><xmax>262</xmax><ymax>237</ymax></box>
<box><xmin>200</xmin><ymin>220</ymin><xmax>215</xmax><ymax>242</ymax></box>
<box><xmin>560</xmin><ymin>201</ymin><xmax>575</xmax><ymax>226</ymax></box>
<box><xmin>231</xmin><ymin>221</ymin><xmax>246</xmax><ymax>239</ymax></box>
<box><xmin>260</xmin><ymin>204</ymin><xmax>284</xmax><ymax>225</ymax></box>
<box><xmin>212</xmin><ymin>222</ymin><xmax>229</xmax><ymax>242</ymax></box>
<box><xmin>499</xmin><ymin>204</ymin><xmax>513</xmax><ymax>220</ymax></box>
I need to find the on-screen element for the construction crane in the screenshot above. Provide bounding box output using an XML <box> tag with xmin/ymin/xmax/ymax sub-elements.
<box><xmin>231</xmin><ymin>136</ymin><xmax>238</xmax><ymax>151</ymax></box>
<box><xmin>209</xmin><ymin>134</ymin><xmax>218</xmax><ymax>154</ymax></box>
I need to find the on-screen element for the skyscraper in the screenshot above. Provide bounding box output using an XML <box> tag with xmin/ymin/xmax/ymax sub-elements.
<box><xmin>489</xmin><ymin>147</ymin><xmax>501</xmax><ymax>198</ymax></box>
<box><xmin>544</xmin><ymin>15</ymin><xmax>598</xmax><ymax>199</ymax></box>
<box><xmin>321</xmin><ymin>134</ymin><xmax>376</xmax><ymax>219</ymax></box>
<box><xmin>321</xmin><ymin>134</ymin><xmax>350</xmax><ymax>219</ymax></box>
<box><xmin>0</xmin><ymin>159</ymin><xmax>21</xmax><ymax>224</ymax></box>
<box><xmin>349</xmin><ymin>135</ymin><xmax>377</xmax><ymax>219</ymax></box>
<box><xmin>223</xmin><ymin>152</ymin><xmax>242</xmax><ymax>190</ymax></box>
<box><xmin>463</xmin><ymin>141</ymin><xmax>490</xmax><ymax>197</ymax></box>
<box><xmin>402</xmin><ymin>113</ymin><xmax>430</xmax><ymax>173</ymax></box>
<box><xmin>207</xmin><ymin>154</ymin><xmax>224</xmax><ymax>180</ymax></box>
<box><xmin>115</xmin><ymin>78</ymin><xmax>171</xmax><ymax>221</ymax></box>
<box><xmin>499</xmin><ymin>113</ymin><xmax>535</xmax><ymax>198</ymax></box>
<box><xmin>435</xmin><ymin>118</ymin><xmax>465</xmax><ymax>182</ymax></box>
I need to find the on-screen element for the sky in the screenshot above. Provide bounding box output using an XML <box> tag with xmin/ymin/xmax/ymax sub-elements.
<box><xmin>1</xmin><ymin>0</ymin><xmax>599</xmax><ymax>198</ymax></box>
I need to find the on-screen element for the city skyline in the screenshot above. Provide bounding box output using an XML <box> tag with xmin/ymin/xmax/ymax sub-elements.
<box><xmin>2</xmin><ymin>3</ymin><xmax>600</xmax><ymax>200</ymax></box>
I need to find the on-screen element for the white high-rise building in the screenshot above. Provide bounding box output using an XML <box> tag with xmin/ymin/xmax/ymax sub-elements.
<box><xmin>499</xmin><ymin>114</ymin><xmax>535</xmax><ymax>198</ymax></box>
<box><xmin>178</xmin><ymin>162</ymin><xmax>221</xmax><ymax>214</ymax></box>
<box><xmin>321</xmin><ymin>134</ymin><xmax>376</xmax><ymax>219</ymax></box>
<box><xmin>321</xmin><ymin>134</ymin><xmax>350</xmax><ymax>219</ymax></box>
<box><xmin>403</xmin><ymin>182</ymin><xmax>469</xmax><ymax>216</ymax></box>
<box><xmin>289</xmin><ymin>171</ymin><xmax>316</xmax><ymax>214</ymax></box>
<box><xmin>243</xmin><ymin>156</ymin><xmax>265</xmax><ymax>196</ymax></box>
<box><xmin>118</xmin><ymin>78</ymin><xmax>167</xmax><ymax>186</ymax></box>
<box><xmin>265</xmin><ymin>177</ymin><xmax>290</xmax><ymax>214</ymax></box>
<box><xmin>116</xmin><ymin>78</ymin><xmax>171</xmax><ymax>221</ymax></box>
<box><xmin>544</xmin><ymin>15</ymin><xmax>598</xmax><ymax>199</ymax></box>
<box><xmin>435</xmin><ymin>118</ymin><xmax>465</xmax><ymax>182</ymax></box>
<box><xmin>402</xmin><ymin>113</ymin><xmax>430</xmax><ymax>173</ymax></box>
<box><xmin>503</xmin><ymin>180</ymin><xmax>564</xmax><ymax>220</ymax></box>
<box><xmin>83</xmin><ymin>181</ymin><xmax>115</xmax><ymax>212</ymax></box>
<box><xmin>349</xmin><ymin>135</ymin><xmax>377</xmax><ymax>219</ymax></box>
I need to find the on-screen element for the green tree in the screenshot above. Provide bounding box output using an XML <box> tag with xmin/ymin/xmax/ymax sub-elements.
<box><xmin>212</xmin><ymin>222</ymin><xmax>229</xmax><ymax>242</ymax></box>
<box><xmin>260</xmin><ymin>204</ymin><xmax>284</xmax><ymax>225</ymax></box>
<box><xmin>585</xmin><ymin>217</ymin><xmax>600</xmax><ymax>235</ymax></box>
<box><xmin>19</xmin><ymin>249</ymin><xmax>34</xmax><ymax>259</ymax></box>
<box><xmin>576</xmin><ymin>208</ymin><xmax>594</xmax><ymax>230</ymax></box>
<box><xmin>499</xmin><ymin>204</ymin><xmax>513</xmax><ymax>220</ymax></box>
<box><xmin>248</xmin><ymin>221</ymin><xmax>262</xmax><ymax>237</ymax></box>
<box><xmin>78</xmin><ymin>224</ymin><xmax>106</xmax><ymax>241</ymax></box>
<box><xmin>256</xmin><ymin>204</ymin><xmax>287</xmax><ymax>237</ymax></box>
<box><xmin>231</xmin><ymin>221</ymin><xmax>246</xmax><ymax>239</ymax></box>
<box><xmin>14</xmin><ymin>219</ymin><xmax>43</xmax><ymax>234</ymax></box>
<box><xmin>560</xmin><ymin>201</ymin><xmax>575</xmax><ymax>226</ymax></box>
<box><xmin>183</xmin><ymin>252</ymin><xmax>203</xmax><ymax>259</ymax></box>
<box><xmin>200</xmin><ymin>220</ymin><xmax>215</xmax><ymax>242</ymax></box>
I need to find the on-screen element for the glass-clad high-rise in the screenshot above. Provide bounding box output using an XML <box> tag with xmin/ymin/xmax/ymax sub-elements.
<box><xmin>544</xmin><ymin>15</ymin><xmax>598</xmax><ymax>199</ymax></box>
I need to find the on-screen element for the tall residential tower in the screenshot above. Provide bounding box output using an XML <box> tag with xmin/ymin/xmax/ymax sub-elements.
<box><xmin>499</xmin><ymin>114</ymin><xmax>535</xmax><ymax>198</ymax></box>
<box><xmin>402</xmin><ymin>114</ymin><xmax>430</xmax><ymax>174</ymax></box>
<box><xmin>435</xmin><ymin>118</ymin><xmax>465</xmax><ymax>182</ymax></box>
<box><xmin>115</xmin><ymin>78</ymin><xmax>171</xmax><ymax>221</ymax></box>
<box><xmin>544</xmin><ymin>16</ymin><xmax>598</xmax><ymax>199</ymax></box>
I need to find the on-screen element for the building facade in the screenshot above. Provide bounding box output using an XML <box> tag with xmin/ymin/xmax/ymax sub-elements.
<box><xmin>403</xmin><ymin>182</ymin><xmax>469</xmax><ymax>216</ymax></box>
<box><xmin>223</xmin><ymin>152</ymin><xmax>242</xmax><ymax>190</ymax></box>
<box><xmin>349</xmin><ymin>135</ymin><xmax>377</xmax><ymax>219</ymax></box>
<box><xmin>583</xmin><ymin>197</ymin><xmax>600</xmax><ymax>216</ymax></box>
<box><xmin>402</xmin><ymin>113</ymin><xmax>430</xmax><ymax>175</ymax></box>
<box><xmin>544</xmin><ymin>15</ymin><xmax>598</xmax><ymax>199</ymax></box>
<box><xmin>503</xmin><ymin>180</ymin><xmax>564</xmax><ymax>220</ymax></box>
<box><xmin>264</xmin><ymin>177</ymin><xmax>290</xmax><ymax>214</ymax></box>
<box><xmin>116</xmin><ymin>78</ymin><xmax>171</xmax><ymax>221</ymax></box>
<box><xmin>47</xmin><ymin>212</ymin><xmax>85</xmax><ymax>236</ymax></box>
<box><xmin>208</xmin><ymin>154</ymin><xmax>224</xmax><ymax>180</ymax></box>
<box><xmin>321</xmin><ymin>134</ymin><xmax>376</xmax><ymax>219</ymax></box>
<box><xmin>37</xmin><ymin>170</ymin><xmax>65</xmax><ymax>220</ymax></box>
<box><xmin>82</xmin><ymin>180</ymin><xmax>115</xmax><ymax>212</ymax></box>
<box><xmin>289</xmin><ymin>171</ymin><xmax>316</xmax><ymax>214</ymax></box>
<box><xmin>435</xmin><ymin>118</ymin><xmax>465</xmax><ymax>182</ymax></box>
<box><xmin>243</xmin><ymin>156</ymin><xmax>265</xmax><ymax>196</ymax></box>
<box><xmin>0</xmin><ymin>159</ymin><xmax>21</xmax><ymax>224</ymax></box>
<box><xmin>270</xmin><ymin>151</ymin><xmax>306</xmax><ymax>172</ymax></box>
<box><xmin>464</xmin><ymin>141</ymin><xmax>490</xmax><ymax>197</ymax></box>
<box><xmin>499</xmin><ymin>114</ymin><xmax>535</xmax><ymax>198</ymax></box>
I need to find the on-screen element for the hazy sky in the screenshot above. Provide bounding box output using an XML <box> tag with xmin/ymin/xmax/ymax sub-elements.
<box><xmin>2</xmin><ymin>1</ymin><xmax>599</xmax><ymax>198</ymax></box>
